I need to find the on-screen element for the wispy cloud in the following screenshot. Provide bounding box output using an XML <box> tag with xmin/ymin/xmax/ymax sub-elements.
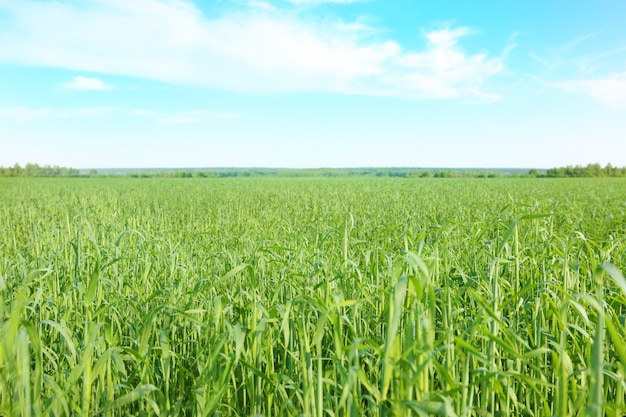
<box><xmin>555</xmin><ymin>73</ymin><xmax>626</xmax><ymax>109</ymax></box>
<box><xmin>530</xmin><ymin>33</ymin><xmax>626</xmax><ymax>107</ymax></box>
<box><xmin>0</xmin><ymin>0</ymin><xmax>505</xmax><ymax>101</ymax></box>
<box><xmin>284</xmin><ymin>0</ymin><xmax>366</xmax><ymax>4</ymax></box>
<box><xmin>529</xmin><ymin>33</ymin><xmax>601</xmax><ymax>74</ymax></box>
<box><xmin>127</xmin><ymin>108</ymin><xmax>239</xmax><ymax>124</ymax></box>
<box><xmin>246</xmin><ymin>1</ymin><xmax>276</xmax><ymax>11</ymax></box>
<box><xmin>129</xmin><ymin>108</ymin><xmax>157</xmax><ymax>117</ymax></box>
<box><xmin>127</xmin><ymin>109</ymin><xmax>240</xmax><ymax>125</ymax></box>
<box><xmin>0</xmin><ymin>106</ymin><xmax>238</xmax><ymax>123</ymax></box>
<box><xmin>160</xmin><ymin>110</ymin><xmax>239</xmax><ymax>124</ymax></box>
<box><xmin>560</xmin><ymin>33</ymin><xmax>599</xmax><ymax>53</ymax></box>
<box><xmin>0</xmin><ymin>106</ymin><xmax>120</xmax><ymax>122</ymax></box>
<box><xmin>63</xmin><ymin>75</ymin><xmax>112</xmax><ymax>90</ymax></box>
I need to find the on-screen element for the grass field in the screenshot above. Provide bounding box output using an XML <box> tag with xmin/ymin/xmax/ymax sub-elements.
<box><xmin>1</xmin><ymin>177</ymin><xmax>625</xmax><ymax>416</ymax></box>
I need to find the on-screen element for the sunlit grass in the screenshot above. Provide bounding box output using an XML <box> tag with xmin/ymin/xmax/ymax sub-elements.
<box><xmin>0</xmin><ymin>177</ymin><xmax>625</xmax><ymax>416</ymax></box>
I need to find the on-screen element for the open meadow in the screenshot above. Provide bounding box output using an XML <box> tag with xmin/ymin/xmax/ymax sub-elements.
<box><xmin>1</xmin><ymin>177</ymin><xmax>625</xmax><ymax>416</ymax></box>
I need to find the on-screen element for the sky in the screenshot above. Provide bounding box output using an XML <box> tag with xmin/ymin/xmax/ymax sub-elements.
<box><xmin>1</xmin><ymin>0</ymin><xmax>625</xmax><ymax>169</ymax></box>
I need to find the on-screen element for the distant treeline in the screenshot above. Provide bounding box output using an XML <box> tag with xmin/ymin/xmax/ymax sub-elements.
<box><xmin>113</xmin><ymin>167</ymin><xmax>530</xmax><ymax>178</ymax></box>
<box><xmin>0</xmin><ymin>163</ymin><xmax>81</xmax><ymax>177</ymax></box>
<box><xmin>2</xmin><ymin>163</ymin><xmax>625</xmax><ymax>178</ymax></box>
<box><xmin>539</xmin><ymin>163</ymin><xmax>626</xmax><ymax>178</ymax></box>
<box><xmin>0</xmin><ymin>164</ymin><xmax>521</xmax><ymax>178</ymax></box>
<box><xmin>152</xmin><ymin>165</ymin><xmax>625</xmax><ymax>179</ymax></box>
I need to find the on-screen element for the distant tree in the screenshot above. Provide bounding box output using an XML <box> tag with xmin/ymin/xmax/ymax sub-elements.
<box><xmin>587</xmin><ymin>163</ymin><xmax>601</xmax><ymax>177</ymax></box>
<box><xmin>0</xmin><ymin>163</ymin><xmax>82</xmax><ymax>177</ymax></box>
<box><xmin>545</xmin><ymin>163</ymin><xmax>626</xmax><ymax>178</ymax></box>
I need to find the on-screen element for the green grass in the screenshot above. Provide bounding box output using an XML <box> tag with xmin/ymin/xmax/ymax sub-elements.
<box><xmin>0</xmin><ymin>177</ymin><xmax>625</xmax><ymax>416</ymax></box>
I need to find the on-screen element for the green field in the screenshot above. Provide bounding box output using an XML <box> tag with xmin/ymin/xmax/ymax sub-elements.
<box><xmin>1</xmin><ymin>177</ymin><xmax>625</xmax><ymax>416</ymax></box>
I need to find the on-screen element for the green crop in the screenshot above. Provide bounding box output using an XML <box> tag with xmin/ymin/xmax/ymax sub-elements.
<box><xmin>0</xmin><ymin>177</ymin><xmax>625</xmax><ymax>416</ymax></box>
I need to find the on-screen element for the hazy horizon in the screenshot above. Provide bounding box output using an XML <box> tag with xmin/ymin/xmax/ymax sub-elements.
<box><xmin>2</xmin><ymin>163</ymin><xmax>550</xmax><ymax>171</ymax></box>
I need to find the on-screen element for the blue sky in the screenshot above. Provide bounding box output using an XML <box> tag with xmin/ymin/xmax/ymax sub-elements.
<box><xmin>1</xmin><ymin>0</ymin><xmax>625</xmax><ymax>168</ymax></box>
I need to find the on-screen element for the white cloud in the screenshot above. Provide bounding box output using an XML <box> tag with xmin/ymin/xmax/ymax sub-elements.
<box><xmin>556</xmin><ymin>73</ymin><xmax>626</xmax><ymax>109</ymax></box>
<box><xmin>0</xmin><ymin>0</ymin><xmax>505</xmax><ymax>101</ymax></box>
<box><xmin>380</xmin><ymin>28</ymin><xmax>502</xmax><ymax>100</ymax></box>
<box><xmin>64</xmin><ymin>75</ymin><xmax>112</xmax><ymax>90</ymax></box>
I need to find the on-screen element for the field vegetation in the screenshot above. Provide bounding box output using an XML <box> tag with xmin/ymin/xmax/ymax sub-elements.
<box><xmin>1</xmin><ymin>177</ymin><xmax>625</xmax><ymax>416</ymax></box>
